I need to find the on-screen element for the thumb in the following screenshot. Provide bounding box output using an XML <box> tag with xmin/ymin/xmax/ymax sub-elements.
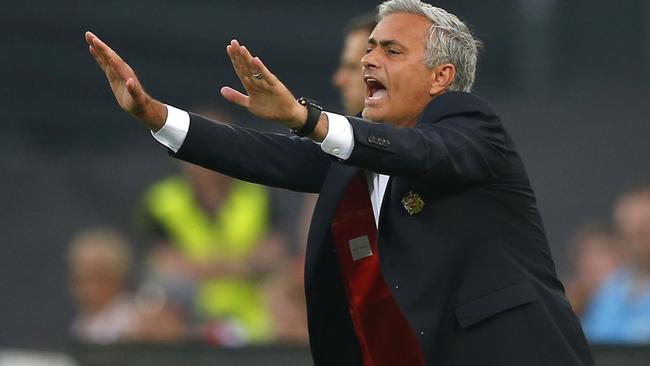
<box><xmin>221</xmin><ymin>86</ymin><xmax>250</xmax><ymax>108</ymax></box>
<box><xmin>126</xmin><ymin>78</ymin><xmax>146</xmax><ymax>103</ymax></box>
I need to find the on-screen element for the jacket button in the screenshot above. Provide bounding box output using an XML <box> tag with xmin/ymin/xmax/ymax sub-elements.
<box><xmin>368</xmin><ymin>136</ymin><xmax>377</xmax><ymax>144</ymax></box>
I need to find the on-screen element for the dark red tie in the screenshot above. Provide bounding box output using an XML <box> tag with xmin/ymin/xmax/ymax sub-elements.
<box><xmin>331</xmin><ymin>171</ymin><xmax>425</xmax><ymax>366</ymax></box>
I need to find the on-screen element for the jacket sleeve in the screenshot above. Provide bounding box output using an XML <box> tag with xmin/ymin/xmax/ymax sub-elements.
<box><xmin>171</xmin><ymin>113</ymin><xmax>332</xmax><ymax>193</ymax></box>
<box><xmin>343</xmin><ymin>113</ymin><xmax>511</xmax><ymax>184</ymax></box>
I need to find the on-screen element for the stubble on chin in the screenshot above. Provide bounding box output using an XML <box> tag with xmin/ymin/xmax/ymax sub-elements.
<box><xmin>361</xmin><ymin>107</ymin><xmax>380</xmax><ymax>122</ymax></box>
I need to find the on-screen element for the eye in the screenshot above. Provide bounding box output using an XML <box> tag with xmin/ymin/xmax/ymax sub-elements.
<box><xmin>387</xmin><ymin>49</ymin><xmax>401</xmax><ymax>55</ymax></box>
<box><xmin>365</xmin><ymin>48</ymin><xmax>373</xmax><ymax>54</ymax></box>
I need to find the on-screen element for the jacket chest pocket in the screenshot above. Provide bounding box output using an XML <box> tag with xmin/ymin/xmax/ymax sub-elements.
<box><xmin>454</xmin><ymin>280</ymin><xmax>538</xmax><ymax>328</ymax></box>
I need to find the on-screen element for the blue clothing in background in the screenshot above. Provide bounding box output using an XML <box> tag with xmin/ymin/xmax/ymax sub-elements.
<box><xmin>582</xmin><ymin>266</ymin><xmax>650</xmax><ymax>343</ymax></box>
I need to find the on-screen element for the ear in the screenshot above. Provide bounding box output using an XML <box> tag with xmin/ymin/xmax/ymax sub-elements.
<box><xmin>429</xmin><ymin>63</ymin><xmax>456</xmax><ymax>96</ymax></box>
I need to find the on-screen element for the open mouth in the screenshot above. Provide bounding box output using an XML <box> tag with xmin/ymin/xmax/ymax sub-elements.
<box><xmin>365</xmin><ymin>77</ymin><xmax>387</xmax><ymax>101</ymax></box>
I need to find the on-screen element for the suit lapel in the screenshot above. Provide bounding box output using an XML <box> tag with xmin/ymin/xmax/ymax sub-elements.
<box><xmin>310</xmin><ymin>164</ymin><xmax>360</xmax><ymax>238</ymax></box>
<box><xmin>304</xmin><ymin>164</ymin><xmax>360</xmax><ymax>284</ymax></box>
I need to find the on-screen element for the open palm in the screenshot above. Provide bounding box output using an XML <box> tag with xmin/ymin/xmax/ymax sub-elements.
<box><xmin>221</xmin><ymin>39</ymin><xmax>306</xmax><ymax>128</ymax></box>
<box><xmin>85</xmin><ymin>31</ymin><xmax>165</xmax><ymax>130</ymax></box>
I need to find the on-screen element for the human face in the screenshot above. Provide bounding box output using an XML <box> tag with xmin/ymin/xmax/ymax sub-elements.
<box><xmin>333</xmin><ymin>29</ymin><xmax>371</xmax><ymax>115</ymax></box>
<box><xmin>69</xmin><ymin>247</ymin><xmax>123</xmax><ymax>314</ymax></box>
<box><xmin>573</xmin><ymin>234</ymin><xmax>620</xmax><ymax>292</ymax></box>
<box><xmin>361</xmin><ymin>13</ymin><xmax>436</xmax><ymax>127</ymax></box>
<box><xmin>617</xmin><ymin>197</ymin><xmax>650</xmax><ymax>268</ymax></box>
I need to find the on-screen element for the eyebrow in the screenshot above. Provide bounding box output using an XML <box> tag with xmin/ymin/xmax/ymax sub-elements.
<box><xmin>367</xmin><ymin>37</ymin><xmax>406</xmax><ymax>49</ymax></box>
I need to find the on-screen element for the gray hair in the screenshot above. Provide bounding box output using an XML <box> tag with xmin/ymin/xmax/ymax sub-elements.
<box><xmin>378</xmin><ymin>0</ymin><xmax>481</xmax><ymax>92</ymax></box>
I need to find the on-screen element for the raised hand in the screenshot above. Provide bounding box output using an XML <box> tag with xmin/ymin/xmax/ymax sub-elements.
<box><xmin>221</xmin><ymin>39</ymin><xmax>307</xmax><ymax>129</ymax></box>
<box><xmin>85</xmin><ymin>31</ymin><xmax>166</xmax><ymax>131</ymax></box>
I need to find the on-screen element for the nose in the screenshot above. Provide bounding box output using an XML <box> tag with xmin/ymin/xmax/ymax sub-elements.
<box><xmin>361</xmin><ymin>50</ymin><xmax>378</xmax><ymax>71</ymax></box>
<box><xmin>332</xmin><ymin>68</ymin><xmax>345</xmax><ymax>87</ymax></box>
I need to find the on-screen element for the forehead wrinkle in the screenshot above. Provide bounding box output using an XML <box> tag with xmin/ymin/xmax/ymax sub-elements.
<box><xmin>368</xmin><ymin>37</ymin><xmax>406</xmax><ymax>49</ymax></box>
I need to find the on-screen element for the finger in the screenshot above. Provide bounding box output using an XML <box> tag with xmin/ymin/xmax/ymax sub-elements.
<box><xmin>88</xmin><ymin>34</ymin><xmax>118</xmax><ymax>62</ymax></box>
<box><xmin>84</xmin><ymin>31</ymin><xmax>97</xmax><ymax>46</ymax></box>
<box><xmin>238</xmin><ymin>45</ymin><xmax>280</xmax><ymax>89</ymax></box>
<box><xmin>233</xmin><ymin>42</ymin><xmax>258</xmax><ymax>81</ymax></box>
<box><xmin>91</xmin><ymin>37</ymin><xmax>136</xmax><ymax>83</ymax></box>
<box><xmin>239</xmin><ymin>46</ymin><xmax>270</xmax><ymax>86</ymax></box>
<box><xmin>90</xmin><ymin>36</ymin><xmax>127</xmax><ymax>73</ymax></box>
<box><xmin>230</xmin><ymin>39</ymin><xmax>250</xmax><ymax>74</ymax></box>
<box><xmin>86</xmin><ymin>32</ymin><xmax>130</xmax><ymax>77</ymax></box>
<box><xmin>86</xmin><ymin>32</ymin><xmax>109</xmax><ymax>72</ymax></box>
<box><xmin>88</xmin><ymin>45</ymin><xmax>108</xmax><ymax>72</ymax></box>
<box><xmin>227</xmin><ymin>41</ymin><xmax>254</xmax><ymax>86</ymax></box>
<box><xmin>220</xmin><ymin>86</ymin><xmax>250</xmax><ymax>108</ymax></box>
<box><xmin>227</xmin><ymin>43</ymin><xmax>247</xmax><ymax>77</ymax></box>
<box><xmin>239</xmin><ymin>46</ymin><xmax>258</xmax><ymax>74</ymax></box>
<box><xmin>251</xmin><ymin>56</ymin><xmax>279</xmax><ymax>86</ymax></box>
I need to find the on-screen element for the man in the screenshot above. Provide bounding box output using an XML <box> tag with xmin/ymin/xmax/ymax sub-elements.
<box><xmin>564</xmin><ymin>223</ymin><xmax>622</xmax><ymax>318</ymax></box>
<box><xmin>140</xmin><ymin>160</ymin><xmax>275</xmax><ymax>344</ymax></box>
<box><xmin>67</xmin><ymin>228</ymin><xmax>186</xmax><ymax>343</ymax></box>
<box><xmin>333</xmin><ymin>13</ymin><xmax>377</xmax><ymax>115</ymax></box>
<box><xmin>68</xmin><ymin>228</ymin><xmax>138</xmax><ymax>343</ymax></box>
<box><xmin>85</xmin><ymin>0</ymin><xmax>595</xmax><ymax>364</ymax></box>
<box><xmin>294</xmin><ymin>12</ymin><xmax>377</xmax><ymax>258</ymax></box>
<box><xmin>582</xmin><ymin>186</ymin><xmax>650</xmax><ymax>343</ymax></box>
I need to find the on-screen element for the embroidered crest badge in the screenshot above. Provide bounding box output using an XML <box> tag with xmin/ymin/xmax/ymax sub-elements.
<box><xmin>401</xmin><ymin>191</ymin><xmax>424</xmax><ymax>215</ymax></box>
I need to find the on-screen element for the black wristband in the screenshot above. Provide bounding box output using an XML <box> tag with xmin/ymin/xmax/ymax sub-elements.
<box><xmin>291</xmin><ymin>97</ymin><xmax>323</xmax><ymax>137</ymax></box>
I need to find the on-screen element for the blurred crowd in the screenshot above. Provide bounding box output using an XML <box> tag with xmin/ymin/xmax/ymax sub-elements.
<box><xmin>565</xmin><ymin>185</ymin><xmax>650</xmax><ymax>343</ymax></box>
<box><xmin>63</xmin><ymin>9</ymin><xmax>650</xmax><ymax>348</ymax></box>
<box><xmin>67</xmin><ymin>162</ymin><xmax>311</xmax><ymax>346</ymax></box>
<box><xmin>66</xmin><ymin>181</ymin><xmax>650</xmax><ymax>347</ymax></box>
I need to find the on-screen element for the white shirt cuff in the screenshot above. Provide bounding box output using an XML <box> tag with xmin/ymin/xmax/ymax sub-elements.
<box><xmin>319</xmin><ymin>112</ymin><xmax>354</xmax><ymax>160</ymax></box>
<box><xmin>151</xmin><ymin>104</ymin><xmax>190</xmax><ymax>153</ymax></box>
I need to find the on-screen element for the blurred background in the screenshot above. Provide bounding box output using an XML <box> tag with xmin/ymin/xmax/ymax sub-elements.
<box><xmin>1</xmin><ymin>0</ymin><xmax>649</xmax><ymax>365</ymax></box>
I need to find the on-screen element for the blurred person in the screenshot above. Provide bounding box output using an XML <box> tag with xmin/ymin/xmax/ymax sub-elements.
<box><xmin>140</xmin><ymin>151</ymin><xmax>285</xmax><ymax>345</ymax></box>
<box><xmin>564</xmin><ymin>223</ymin><xmax>622</xmax><ymax>317</ymax></box>
<box><xmin>332</xmin><ymin>13</ymin><xmax>378</xmax><ymax>116</ymax></box>
<box><xmin>85</xmin><ymin>0</ymin><xmax>596</xmax><ymax>364</ymax></box>
<box><xmin>582</xmin><ymin>186</ymin><xmax>650</xmax><ymax>343</ymax></box>
<box><xmin>296</xmin><ymin>12</ymin><xmax>377</xmax><ymax>259</ymax></box>
<box><xmin>274</xmin><ymin>14</ymin><xmax>379</xmax><ymax>346</ymax></box>
<box><xmin>67</xmin><ymin>228</ymin><xmax>136</xmax><ymax>343</ymax></box>
<box><xmin>296</xmin><ymin>12</ymin><xmax>378</xmax><ymax>248</ymax></box>
<box><xmin>263</xmin><ymin>265</ymin><xmax>309</xmax><ymax>344</ymax></box>
<box><xmin>67</xmin><ymin>228</ymin><xmax>185</xmax><ymax>343</ymax></box>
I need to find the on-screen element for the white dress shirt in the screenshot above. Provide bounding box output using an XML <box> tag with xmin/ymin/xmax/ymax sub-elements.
<box><xmin>153</xmin><ymin>105</ymin><xmax>390</xmax><ymax>227</ymax></box>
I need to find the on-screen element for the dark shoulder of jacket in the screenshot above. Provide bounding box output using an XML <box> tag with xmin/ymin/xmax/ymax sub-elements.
<box><xmin>422</xmin><ymin>92</ymin><xmax>524</xmax><ymax>182</ymax></box>
<box><xmin>416</xmin><ymin>91</ymin><xmax>497</xmax><ymax>126</ymax></box>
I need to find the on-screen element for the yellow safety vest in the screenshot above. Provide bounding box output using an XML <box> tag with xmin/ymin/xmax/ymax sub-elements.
<box><xmin>144</xmin><ymin>176</ymin><xmax>271</xmax><ymax>342</ymax></box>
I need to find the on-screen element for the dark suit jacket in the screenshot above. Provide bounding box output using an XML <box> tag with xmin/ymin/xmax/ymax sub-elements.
<box><xmin>171</xmin><ymin>92</ymin><xmax>595</xmax><ymax>366</ymax></box>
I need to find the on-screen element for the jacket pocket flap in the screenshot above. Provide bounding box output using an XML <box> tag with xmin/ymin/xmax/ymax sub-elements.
<box><xmin>454</xmin><ymin>280</ymin><xmax>537</xmax><ymax>328</ymax></box>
